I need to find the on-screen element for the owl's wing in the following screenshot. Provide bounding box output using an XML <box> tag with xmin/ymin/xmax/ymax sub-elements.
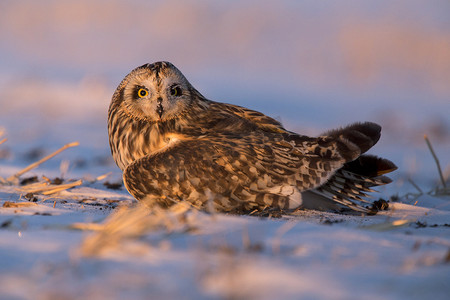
<box><xmin>123</xmin><ymin>130</ymin><xmax>351</xmax><ymax>213</ymax></box>
<box><xmin>215</xmin><ymin>102</ymin><xmax>289</xmax><ymax>134</ymax></box>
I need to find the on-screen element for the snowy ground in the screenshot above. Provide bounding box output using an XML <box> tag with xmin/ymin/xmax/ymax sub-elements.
<box><xmin>1</xmin><ymin>1</ymin><xmax>450</xmax><ymax>299</ymax></box>
<box><xmin>0</xmin><ymin>168</ymin><xmax>449</xmax><ymax>300</ymax></box>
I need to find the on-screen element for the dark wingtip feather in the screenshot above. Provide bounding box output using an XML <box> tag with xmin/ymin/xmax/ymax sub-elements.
<box><xmin>344</xmin><ymin>155</ymin><xmax>398</xmax><ymax>178</ymax></box>
<box><xmin>324</xmin><ymin>122</ymin><xmax>382</xmax><ymax>156</ymax></box>
<box><xmin>353</xmin><ymin>122</ymin><xmax>382</xmax><ymax>142</ymax></box>
<box><xmin>375</xmin><ymin>175</ymin><xmax>393</xmax><ymax>185</ymax></box>
<box><xmin>345</xmin><ymin>122</ymin><xmax>381</xmax><ymax>153</ymax></box>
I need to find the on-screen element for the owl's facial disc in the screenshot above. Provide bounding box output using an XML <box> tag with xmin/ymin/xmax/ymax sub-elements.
<box><xmin>121</xmin><ymin>63</ymin><xmax>192</xmax><ymax>122</ymax></box>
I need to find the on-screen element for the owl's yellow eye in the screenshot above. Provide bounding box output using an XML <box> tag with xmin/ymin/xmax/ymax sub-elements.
<box><xmin>170</xmin><ymin>86</ymin><xmax>182</xmax><ymax>97</ymax></box>
<box><xmin>138</xmin><ymin>88</ymin><xmax>148</xmax><ymax>98</ymax></box>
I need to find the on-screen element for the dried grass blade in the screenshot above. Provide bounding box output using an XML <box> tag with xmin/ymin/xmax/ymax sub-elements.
<box><xmin>3</xmin><ymin>201</ymin><xmax>38</xmax><ymax>208</ymax></box>
<box><xmin>424</xmin><ymin>135</ymin><xmax>447</xmax><ymax>188</ymax></box>
<box><xmin>361</xmin><ymin>219</ymin><xmax>413</xmax><ymax>231</ymax></box>
<box><xmin>21</xmin><ymin>179</ymin><xmax>82</xmax><ymax>195</ymax></box>
<box><xmin>95</xmin><ymin>172</ymin><xmax>112</xmax><ymax>181</ymax></box>
<box><xmin>7</xmin><ymin>141</ymin><xmax>79</xmax><ymax>183</ymax></box>
<box><xmin>42</xmin><ymin>180</ymin><xmax>83</xmax><ymax>195</ymax></box>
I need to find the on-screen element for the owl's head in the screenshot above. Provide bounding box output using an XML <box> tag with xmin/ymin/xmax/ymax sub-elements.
<box><xmin>113</xmin><ymin>61</ymin><xmax>197</xmax><ymax>122</ymax></box>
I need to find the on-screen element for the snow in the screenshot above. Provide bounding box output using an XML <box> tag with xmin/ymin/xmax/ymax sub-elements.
<box><xmin>1</xmin><ymin>1</ymin><xmax>449</xmax><ymax>299</ymax></box>
<box><xmin>0</xmin><ymin>187</ymin><xmax>449</xmax><ymax>299</ymax></box>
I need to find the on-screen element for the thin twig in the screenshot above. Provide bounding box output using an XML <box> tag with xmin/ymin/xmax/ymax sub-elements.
<box><xmin>408</xmin><ymin>178</ymin><xmax>423</xmax><ymax>195</ymax></box>
<box><xmin>7</xmin><ymin>142</ymin><xmax>79</xmax><ymax>183</ymax></box>
<box><xmin>20</xmin><ymin>179</ymin><xmax>82</xmax><ymax>195</ymax></box>
<box><xmin>3</xmin><ymin>201</ymin><xmax>38</xmax><ymax>208</ymax></box>
<box><xmin>42</xmin><ymin>180</ymin><xmax>83</xmax><ymax>195</ymax></box>
<box><xmin>0</xmin><ymin>138</ymin><xmax>7</xmax><ymax>146</ymax></box>
<box><xmin>95</xmin><ymin>172</ymin><xmax>112</xmax><ymax>181</ymax></box>
<box><xmin>424</xmin><ymin>135</ymin><xmax>447</xmax><ymax>188</ymax></box>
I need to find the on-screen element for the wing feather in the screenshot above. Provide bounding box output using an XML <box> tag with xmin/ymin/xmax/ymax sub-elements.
<box><xmin>214</xmin><ymin>102</ymin><xmax>289</xmax><ymax>133</ymax></box>
<box><xmin>124</xmin><ymin>134</ymin><xmax>345</xmax><ymax>213</ymax></box>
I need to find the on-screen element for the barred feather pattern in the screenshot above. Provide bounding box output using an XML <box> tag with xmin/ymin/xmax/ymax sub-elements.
<box><xmin>108</xmin><ymin>61</ymin><xmax>397</xmax><ymax>213</ymax></box>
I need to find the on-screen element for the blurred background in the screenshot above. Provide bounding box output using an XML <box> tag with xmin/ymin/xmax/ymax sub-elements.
<box><xmin>0</xmin><ymin>0</ymin><xmax>449</xmax><ymax>192</ymax></box>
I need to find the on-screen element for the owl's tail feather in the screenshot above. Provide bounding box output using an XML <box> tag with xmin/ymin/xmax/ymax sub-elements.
<box><xmin>309</xmin><ymin>155</ymin><xmax>397</xmax><ymax>213</ymax></box>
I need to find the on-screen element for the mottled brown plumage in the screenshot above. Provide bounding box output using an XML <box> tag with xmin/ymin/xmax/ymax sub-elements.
<box><xmin>108</xmin><ymin>61</ymin><xmax>397</xmax><ymax>214</ymax></box>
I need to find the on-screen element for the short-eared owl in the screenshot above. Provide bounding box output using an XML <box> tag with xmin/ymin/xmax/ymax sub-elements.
<box><xmin>108</xmin><ymin>62</ymin><xmax>397</xmax><ymax>214</ymax></box>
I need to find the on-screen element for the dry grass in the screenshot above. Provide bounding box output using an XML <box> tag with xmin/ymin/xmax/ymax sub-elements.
<box><xmin>401</xmin><ymin>135</ymin><xmax>449</xmax><ymax>201</ymax></box>
<box><xmin>2</xmin><ymin>201</ymin><xmax>38</xmax><ymax>208</ymax></box>
<box><xmin>19</xmin><ymin>179</ymin><xmax>83</xmax><ymax>195</ymax></box>
<box><xmin>0</xmin><ymin>139</ymin><xmax>84</xmax><ymax>204</ymax></box>
<box><xmin>6</xmin><ymin>141</ymin><xmax>79</xmax><ymax>184</ymax></box>
<box><xmin>424</xmin><ymin>135</ymin><xmax>449</xmax><ymax>197</ymax></box>
<box><xmin>77</xmin><ymin>201</ymin><xmax>197</xmax><ymax>257</ymax></box>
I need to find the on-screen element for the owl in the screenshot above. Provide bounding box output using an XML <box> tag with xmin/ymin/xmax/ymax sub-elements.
<box><xmin>108</xmin><ymin>61</ymin><xmax>397</xmax><ymax>214</ymax></box>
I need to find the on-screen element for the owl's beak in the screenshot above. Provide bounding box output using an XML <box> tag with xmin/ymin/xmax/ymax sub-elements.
<box><xmin>156</xmin><ymin>97</ymin><xmax>164</xmax><ymax>119</ymax></box>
